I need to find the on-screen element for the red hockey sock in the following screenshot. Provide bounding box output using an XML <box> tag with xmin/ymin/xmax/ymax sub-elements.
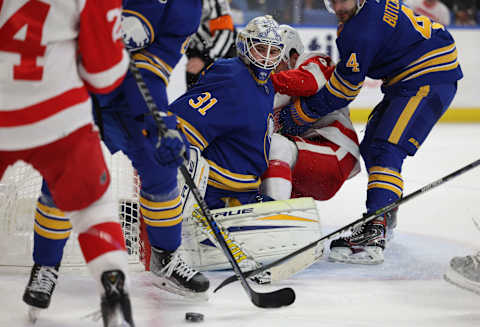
<box><xmin>262</xmin><ymin>159</ymin><xmax>292</xmax><ymax>181</ymax></box>
<box><xmin>78</xmin><ymin>222</ymin><xmax>126</xmax><ymax>263</ymax></box>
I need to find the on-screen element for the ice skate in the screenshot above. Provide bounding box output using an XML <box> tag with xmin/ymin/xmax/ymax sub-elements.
<box><xmin>328</xmin><ymin>216</ymin><xmax>386</xmax><ymax>265</ymax></box>
<box><xmin>444</xmin><ymin>251</ymin><xmax>480</xmax><ymax>295</ymax></box>
<box><xmin>101</xmin><ymin>270</ymin><xmax>135</xmax><ymax>327</ymax></box>
<box><xmin>23</xmin><ymin>264</ymin><xmax>59</xmax><ymax>321</ymax></box>
<box><xmin>150</xmin><ymin>247</ymin><xmax>209</xmax><ymax>299</ymax></box>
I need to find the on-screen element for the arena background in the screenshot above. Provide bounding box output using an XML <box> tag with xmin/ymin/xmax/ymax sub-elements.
<box><xmin>168</xmin><ymin>27</ymin><xmax>480</xmax><ymax>123</ymax></box>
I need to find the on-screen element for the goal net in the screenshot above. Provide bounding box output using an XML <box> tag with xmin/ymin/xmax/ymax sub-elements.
<box><xmin>0</xmin><ymin>150</ymin><xmax>146</xmax><ymax>268</ymax></box>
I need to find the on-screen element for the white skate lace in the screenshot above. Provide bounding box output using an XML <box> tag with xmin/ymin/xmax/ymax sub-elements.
<box><xmin>161</xmin><ymin>252</ymin><xmax>198</xmax><ymax>281</ymax></box>
<box><xmin>29</xmin><ymin>266</ymin><xmax>57</xmax><ymax>293</ymax></box>
<box><xmin>343</xmin><ymin>224</ymin><xmax>365</xmax><ymax>240</ymax></box>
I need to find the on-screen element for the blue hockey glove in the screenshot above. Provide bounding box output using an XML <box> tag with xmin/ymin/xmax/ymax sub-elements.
<box><xmin>150</xmin><ymin>112</ymin><xmax>190</xmax><ymax>168</ymax></box>
<box><xmin>277</xmin><ymin>101</ymin><xmax>313</xmax><ymax>136</ymax></box>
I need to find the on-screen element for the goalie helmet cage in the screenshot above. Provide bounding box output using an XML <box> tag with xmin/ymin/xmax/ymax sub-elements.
<box><xmin>0</xmin><ymin>151</ymin><xmax>151</xmax><ymax>270</ymax></box>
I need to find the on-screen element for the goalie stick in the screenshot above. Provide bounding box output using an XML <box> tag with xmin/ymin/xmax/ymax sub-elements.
<box><xmin>214</xmin><ymin>158</ymin><xmax>480</xmax><ymax>293</ymax></box>
<box><xmin>127</xmin><ymin>55</ymin><xmax>295</xmax><ymax>308</ymax></box>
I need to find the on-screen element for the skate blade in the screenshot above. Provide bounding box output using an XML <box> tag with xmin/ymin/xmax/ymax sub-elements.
<box><xmin>152</xmin><ymin>279</ymin><xmax>209</xmax><ymax>301</ymax></box>
<box><xmin>83</xmin><ymin>309</ymin><xmax>132</xmax><ymax>327</ymax></box>
<box><xmin>27</xmin><ymin>306</ymin><xmax>42</xmax><ymax>324</ymax></box>
<box><xmin>444</xmin><ymin>267</ymin><xmax>480</xmax><ymax>295</ymax></box>
<box><xmin>83</xmin><ymin>309</ymin><xmax>102</xmax><ymax>322</ymax></box>
<box><xmin>328</xmin><ymin>247</ymin><xmax>384</xmax><ymax>265</ymax></box>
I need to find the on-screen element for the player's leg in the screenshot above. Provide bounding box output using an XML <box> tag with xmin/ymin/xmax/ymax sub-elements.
<box><xmin>261</xmin><ymin>133</ymin><xmax>297</xmax><ymax>200</ymax></box>
<box><xmin>126</xmin><ymin>115</ymin><xmax>209</xmax><ymax>297</ymax></box>
<box><xmin>22</xmin><ymin>180</ymin><xmax>70</xmax><ymax>310</ymax></box>
<box><xmin>36</xmin><ymin>124</ymin><xmax>134</xmax><ymax>326</ymax></box>
<box><xmin>329</xmin><ymin>83</ymin><xmax>457</xmax><ymax>264</ymax></box>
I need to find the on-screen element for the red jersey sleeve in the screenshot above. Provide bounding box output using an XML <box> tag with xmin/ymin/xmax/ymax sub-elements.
<box><xmin>78</xmin><ymin>0</ymin><xmax>129</xmax><ymax>94</ymax></box>
<box><xmin>272</xmin><ymin>55</ymin><xmax>335</xmax><ymax>97</ymax></box>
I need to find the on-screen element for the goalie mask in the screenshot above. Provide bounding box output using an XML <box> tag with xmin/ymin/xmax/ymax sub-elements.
<box><xmin>278</xmin><ymin>24</ymin><xmax>305</xmax><ymax>70</ymax></box>
<box><xmin>236</xmin><ymin>15</ymin><xmax>285</xmax><ymax>73</ymax></box>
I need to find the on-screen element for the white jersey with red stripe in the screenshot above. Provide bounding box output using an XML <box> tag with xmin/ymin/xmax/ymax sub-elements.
<box><xmin>0</xmin><ymin>0</ymin><xmax>128</xmax><ymax>151</ymax></box>
<box><xmin>273</xmin><ymin>52</ymin><xmax>360</xmax><ymax>177</ymax></box>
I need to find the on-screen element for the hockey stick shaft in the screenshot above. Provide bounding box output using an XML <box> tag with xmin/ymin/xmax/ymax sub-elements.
<box><xmin>215</xmin><ymin>158</ymin><xmax>480</xmax><ymax>292</ymax></box>
<box><xmin>127</xmin><ymin>56</ymin><xmax>295</xmax><ymax>308</ymax></box>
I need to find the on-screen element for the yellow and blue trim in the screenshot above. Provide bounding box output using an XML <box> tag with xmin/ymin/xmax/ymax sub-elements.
<box><xmin>34</xmin><ymin>202</ymin><xmax>72</xmax><ymax>240</ymax></box>
<box><xmin>207</xmin><ymin>160</ymin><xmax>261</xmax><ymax>193</ymax></box>
<box><xmin>140</xmin><ymin>194</ymin><xmax>183</xmax><ymax>227</ymax></box>
<box><xmin>132</xmin><ymin>52</ymin><xmax>172</xmax><ymax>86</ymax></box>
<box><xmin>291</xmin><ymin>98</ymin><xmax>318</xmax><ymax>126</ymax></box>
<box><xmin>386</xmin><ymin>43</ymin><xmax>458</xmax><ymax>86</ymax></box>
<box><xmin>326</xmin><ymin>70</ymin><xmax>364</xmax><ymax>101</ymax></box>
<box><xmin>176</xmin><ymin>116</ymin><xmax>209</xmax><ymax>150</ymax></box>
<box><xmin>368</xmin><ymin>166</ymin><xmax>404</xmax><ymax>198</ymax></box>
<box><xmin>388</xmin><ymin>85</ymin><xmax>430</xmax><ymax>144</ymax></box>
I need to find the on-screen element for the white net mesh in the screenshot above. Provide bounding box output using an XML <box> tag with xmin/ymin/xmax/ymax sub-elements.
<box><xmin>0</xmin><ymin>150</ymin><xmax>143</xmax><ymax>267</ymax></box>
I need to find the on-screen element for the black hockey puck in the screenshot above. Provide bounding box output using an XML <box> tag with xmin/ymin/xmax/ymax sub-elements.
<box><xmin>185</xmin><ymin>312</ymin><xmax>204</xmax><ymax>322</ymax></box>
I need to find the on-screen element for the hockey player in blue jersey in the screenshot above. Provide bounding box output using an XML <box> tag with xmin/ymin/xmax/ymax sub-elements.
<box><xmin>279</xmin><ymin>0</ymin><xmax>462</xmax><ymax>265</ymax></box>
<box><xmin>22</xmin><ymin>0</ymin><xmax>208</xmax><ymax>315</ymax></box>
<box><xmin>169</xmin><ymin>15</ymin><xmax>285</xmax><ymax>210</ymax></box>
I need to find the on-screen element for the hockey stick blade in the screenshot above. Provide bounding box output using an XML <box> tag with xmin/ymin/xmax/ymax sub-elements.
<box><xmin>251</xmin><ymin>287</ymin><xmax>295</xmax><ymax>308</ymax></box>
<box><xmin>128</xmin><ymin>56</ymin><xmax>295</xmax><ymax>308</ymax></box>
<box><xmin>215</xmin><ymin>158</ymin><xmax>480</xmax><ymax>292</ymax></box>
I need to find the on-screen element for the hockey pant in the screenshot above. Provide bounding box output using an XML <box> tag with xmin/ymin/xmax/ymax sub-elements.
<box><xmin>262</xmin><ymin>133</ymin><xmax>358</xmax><ymax>201</ymax></box>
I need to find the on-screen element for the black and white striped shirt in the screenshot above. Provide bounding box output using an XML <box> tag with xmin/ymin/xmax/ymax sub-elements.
<box><xmin>186</xmin><ymin>0</ymin><xmax>236</xmax><ymax>62</ymax></box>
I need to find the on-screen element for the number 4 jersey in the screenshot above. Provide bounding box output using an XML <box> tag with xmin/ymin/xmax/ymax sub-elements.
<box><xmin>299</xmin><ymin>0</ymin><xmax>463</xmax><ymax>118</ymax></box>
<box><xmin>0</xmin><ymin>0</ymin><xmax>129</xmax><ymax>151</ymax></box>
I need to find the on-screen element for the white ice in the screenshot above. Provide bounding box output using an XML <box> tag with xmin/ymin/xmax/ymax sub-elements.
<box><xmin>1</xmin><ymin>123</ymin><xmax>479</xmax><ymax>327</ymax></box>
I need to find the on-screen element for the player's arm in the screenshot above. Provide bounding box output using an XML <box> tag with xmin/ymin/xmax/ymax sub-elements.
<box><xmin>272</xmin><ymin>55</ymin><xmax>335</xmax><ymax>97</ymax></box>
<box><xmin>78</xmin><ymin>0</ymin><xmax>129</xmax><ymax>94</ymax></box>
<box><xmin>304</xmin><ymin>33</ymin><xmax>379</xmax><ymax>118</ymax></box>
<box><xmin>121</xmin><ymin>1</ymin><xmax>165</xmax><ymax>51</ymax></box>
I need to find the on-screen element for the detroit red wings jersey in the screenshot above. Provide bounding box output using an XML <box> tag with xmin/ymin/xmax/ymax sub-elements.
<box><xmin>272</xmin><ymin>52</ymin><xmax>335</xmax><ymax>97</ymax></box>
<box><xmin>273</xmin><ymin>52</ymin><xmax>360</xmax><ymax>178</ymax></box>
<box><xmin>0</xmin><ymin>0</ymin><xmax>128</xmax><ymax>151</ymax></box>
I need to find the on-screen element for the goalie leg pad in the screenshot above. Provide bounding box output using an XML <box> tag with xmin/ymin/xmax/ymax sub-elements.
<box><xmin>180</xmin><ymin>197</ymin><xmax>323</xmax><ymax>272</ymax></box>
<box><xmin>177</xmin><ymin>146</ymin><xmax>210</xmax><ymax>218</ymax></box>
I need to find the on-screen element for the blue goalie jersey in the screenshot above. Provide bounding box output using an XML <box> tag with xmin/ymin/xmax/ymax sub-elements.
<box><xmin>169</xmin><ymin>57</ymin><xmax>276</xmax><ymax>208</ymax></box>
<box><xmin>292</xmin><ymin>0</ymin><xmax>463</xmax><ymax>122</ymax></box>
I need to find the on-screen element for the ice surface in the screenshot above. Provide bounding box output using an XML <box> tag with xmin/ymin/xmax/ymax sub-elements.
<box><xmin>1</xmin><ymin>123</ymin><xmax>479</xmax><ymax>326</ymax></box>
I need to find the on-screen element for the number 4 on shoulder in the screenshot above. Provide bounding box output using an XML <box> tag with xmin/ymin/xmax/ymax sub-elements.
<box><xmin>0</xmin><ymin>0</ymin><xmax>51</xmax><ymax>81</ymax></box>
<box><xmin>346</xmin><ymin>53</ymin><xmax>360</xmax><ymax>73</ymax></box>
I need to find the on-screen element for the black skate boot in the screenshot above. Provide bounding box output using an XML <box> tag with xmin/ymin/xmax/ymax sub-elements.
<box><xmin>101</xmin><ymin>270</ymin><xmax>135</xmax><ymax>327</ymax></box>
<box><xmin>328</xmin><ymin>215</ymin><xmax>386</xmax><ymax>265</ymax></box>
<box><xmin>150</xmin><ymin>247</ymin><xmax>209</xmax><ymax>297</ymax></box>
<box><xmin>23</xmin><ymin>263</ymin><xmax>60</xmax><ymax>309</ymax></box>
